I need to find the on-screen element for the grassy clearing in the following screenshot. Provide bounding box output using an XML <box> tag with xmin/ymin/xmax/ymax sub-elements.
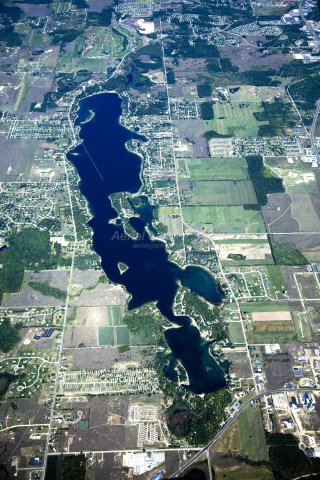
<box><xmin>215</xmin><ymin>238</ymin><xmax>268</xmax><ymax>244</ymax></box>
<box><xmin>238</xmin><ymin>406</ymin><xmax>269</xmax><ymax>462</ymax></box>
<box><xmin>266</xmin><ymin>265</ymin><xmax>286</xmax><ymax>292</ymax></box>
<box><xmin>182</xmin><ymin>180</ymin><xmax>257</xmax><ymax>206</ymax></box>
<box><xmin>221</xmin><ymin>259</ymin><xmax>274</xmax><ymax>266</ymax></box>
<box><xmin>240</xmin><ymin>301</ymin><xmax>290</xmax><ymax>313</ymax></box>
<box><xmin>179</xmin><ymin>157</ymin><xmax>248</xmax><ymax>181</ymax></box>
<box><xmin>291</xmin><ymin>193</ymin><xmax>320</xmax><ymax>232</ymax></box>
<box><xmin>182</xmin><ymin>206</ymin><xmax>266</xmax><ymax>234</ymax></box>
<box><xmin>108</xmin><ymin>305</ymin><xmax>122</xmax><ymax>325</ymax></box>
<box><xmin>245</xmin><ymin>330</ymin><xmax>297</xmax><ymax>344</ymax></box>
<box><xmin>14</xmin><ymin>81</ymin><xmax>25</xmax><ymax>111</ymax></box>
<box><xmin>292</xmin><ymin>312</ymin><xmax>313</xmax><ymax>342</ymax></box>
<box><xmin>204</xmin><ymin>102</ymin><xmax>268</xmax><ymax>137</ymax></box>
<box><xmin>216</xmin><ymin>464</ymin><xmax>272</xmax><ymax>480</ymax></box>
<box><xmin>98</xmin><ymin>326</ymin><xmax>115</xmax><ymax>346</ymax></box>
<box><xmin>116</xmin><ymin>326</ymin><xmax>130</xmax><ymax>345</ymax></box>
<box><xmin>211</xmin><ymin>418</ymin><xmax>242</xmax><ymax>453</ymax></box>
<box><xmin>238</xmin><ymin>409</ymin><xmax>253</xmax><ymax>458</ymax></box>
<box><xmin>74</xmin><ymin>57</ymin><xmax>109</xmax><ymax>72</ymax></box>
<box><xmin>228</xmin><ymin>322</ymin><xmax>245</xmax><ymax>343</ymax></box>
<box><xmin>252</xmin><ymin>320</ymin><xmax>294</xmax><ymax>331</ymax></box>
<box><xmin>158</xmin><ymin>213</ymin><xmax>182</xmax><ymax>235</ymax></box>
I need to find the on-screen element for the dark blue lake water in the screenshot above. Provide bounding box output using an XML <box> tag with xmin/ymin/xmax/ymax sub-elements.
<box><xmin>67</xmin><ymin>92</ymin><xmax>226</xmax><ymax>394</ymax></box>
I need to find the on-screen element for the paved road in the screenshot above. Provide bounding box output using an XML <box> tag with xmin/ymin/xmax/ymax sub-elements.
<box><xmin>169</xmin><ymin>388</ymin><xmax>320</xmax><ymax>478</ymax></box>
<box><xmin>311</xmin><ymin>100</ymin><xmax>320</xmax><ymax>164</ymax></box>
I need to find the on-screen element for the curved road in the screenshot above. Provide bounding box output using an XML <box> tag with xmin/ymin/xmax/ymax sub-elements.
<box><xmin>169</xmin><ymin>388</ymin><xmax>320</xmax><ymax>478</ymax></box>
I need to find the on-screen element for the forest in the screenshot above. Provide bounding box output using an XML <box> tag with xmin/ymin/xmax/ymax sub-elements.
<box><xmin>197</xmin><ymin>84</ymin><xmax>212</xmax><ymax>98</ymax></box>
<box><xmin>0</xmin><ymin>227</ymin><xmax>70</xmax><ymax>302</ymax></box>
<box><xmin>0</xmin><ymin>318</ymin><xmax>22</xmax><ymax>353</ymax></box>
<box><xmin>183</xmin><ymin>290</ymin><xmax>227</xmax><ymax>342</ymax></box>
<box><xmin>200</xmin><ymin>101</ymin><xmax>214</xmax><ymax>120</ymax></box>
<box><xmin>270</xmin><ymin>241</ymin><xmax>308</xmax><ymax>266</ymax></box>
<box><xmin>246</xmin><ymin>154</ymin><xmax>284</xmax><ymax>205</ymax></box>
<box><xmin>61</xmin><ymin>455</ymin><xmax>86</xmax><ymax>480</ymax></box>
<box><xmin>28</xmin><ymin>281</ymin><xmax>67</xmax><ymax>302</ymax></box>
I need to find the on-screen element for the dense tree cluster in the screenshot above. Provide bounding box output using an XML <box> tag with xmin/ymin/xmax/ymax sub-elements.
<box><xmin>183</xmin><ymin>291</ymin><xmax>227</xmax><ymax>341</ymax></box>
<box><xmin>28</xmin><ymin>281</ymin><xmax>67</xmax><ymax>302</ymax></box>
<box><xmin>246</xmin><ymin>154</ymin><xmax>284</xmax><ymax>205</ymax></box>
<box><xmin>270</xmin><ymin>241</ymin><xmax>308</xmax><ymax>266</ymax></box>
<box><xmin>61</xmin><ymin>455</ymin><xmax>86</xmax><ymax>480</ymax></box>
<box><xmin>200</xmin><ymin>101</ymin><xmax>214</xmax><ymax>120</ymax></box>
<box><xmin>167</xmin><ymin>70</ymin><xmax>176</xmax><ymax>84</ymax></box>
<box><xmin>87</xmin><ymin>7</ymin><xmax>113</xmax><ymax>26</ymax></box>
<box><xmin>197</xmin><ymin>84</ymin><xmax>212</xmax><ymax>98</ymax></box>
<box><xmin>0</xmin><ymin>228</ymin><xmax>71</xmax><ymax>302</ymax></box>
<box><xmin>0</xmin><ymin>319</ymin><xmax>22</xmax><ymax>353</ymax></box>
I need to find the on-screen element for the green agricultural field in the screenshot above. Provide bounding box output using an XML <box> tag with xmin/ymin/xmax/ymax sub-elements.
<box><xmin>158</xmin><ymin>213</ymin><xmax>182</xmax><ymax>235</ymax></box>
<box><xmin>182</xmin><ymin>206</ymin><xmax>266</xmax><ymax>234</ymax></box>
<box><xmin>221</xmin><ymin>259</ymin><xmax>274</xmax><ymax>266</ymax></box>
<box><xmin>179</xmin><ymin>157</ymin><xmax>248</xmax><ymax>181</ymax></box>
<box><xmin>108</xmin><ymin>305</ymin><xmax>122</xmax><ymax>325</ymax></box>
<box><xmin>238</xmin><ymin>406</ymin><xmax>269</xmax><ymax>462</ymax></box>
<box><xmin>215</xmin><ymin>238</ymin><xmax>268</xmax><ymax>245</ymax></box>
<box><xmin>98</xmin><ymin>326</ymin><xmax>115</xmax><ymax>346</ymax></box>
<box><xmin>204</xmin><ymin>102</ymin><xmax>268</xmax><ymax>137</ymax></box>
<box><xmin>228</xmin><ymin>322</ymin><xmax>245</xmax><ymax>343</ymax></box>
<box><xmin>181</xmin><ymin>180</ymin><xmax>257</xmax><ymax>206</ymax></box>
<box><xmin>245</xmin><ymin>330</ymin><xmax>297</xmax><ymax>344</ymax></box>
<box><xmin>215</xmin><ymin>464</ymin><xmax>273</xmax><ymax>480</ymax></box>
<box><xmin>291</xmin><ymin>194</ymin><xmax>320</xmax><ymax>232</ymax></box>
<box><xmin>266</xmin><ymin>265</ymin><xmax>286</xmax><ymax>292</ymax></box>
<box><xmin>116</xmin><ymin>326</ymin><xmax>130</xmax><ymax>345</ymax></box>
<box><xmin>240</xmin><ymin>301</ymin><xmax>290</xmax><ymax>313</ymax></box>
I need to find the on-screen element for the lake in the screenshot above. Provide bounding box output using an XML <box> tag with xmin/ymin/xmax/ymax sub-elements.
<box><xmin>67</xmin><ymin>92</ymin><xmax>226</xmax><ymax>394</ymax></box>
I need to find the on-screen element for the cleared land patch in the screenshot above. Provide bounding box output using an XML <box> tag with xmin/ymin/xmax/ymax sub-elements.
<box><xmin>248</xmin><ymin>309</ymin><xmax>295</xmax><ymax>334</ymax></box>
<box><xmin>178</xmin><ymin>157</ymin><xmax>248</xmax><ymax>181</ymax></box>
<box><xmin>228</xmin><ymin>322</ymin><xmax>245</xmax><ymax>344</ymax></box>
<box><xmin>204</xmin><ymin>101</ymin><xmax>268</xmax><ymax>137</ymax></box>
<box><xmin>291</xmin><ymin>194</ymin><xmax>320</xmax><ymax>232</ymax></box>
<box><xmin>181</xmin><ymin>180</ymin><xmax>257</xmax><ymax>206</ymax></box>
<box><xmin>252</xmin><ymin>311</ymin><xmax>292</xmax><ymax>321</ymax></box>
<box><xmin>228</xmin><ymin>85</ymin><xmax>286</xmax><ymax>102</ymax></box>
<box><xmin>182</xmin><ymin>206</ymin><xmax>265</xmax><ymax>234</ymax></box>
<box><xmin>216</xmin><ymin>238</ymin><xmax>271</xmax><ymax>261</ymax></box>
<box><xmin>238</xmin><ymin>406</ymin><xmax>269</xmax><ymax>462</ymax></box>
<box><xmin>158</xmin><ymin>206</ymin><xmax>182</xmax><ymax>235</ymax></box>
<box><xmin>210</xmin><ymin>418</ymin><xmax>242</xmax><ymax>453</ymax></box>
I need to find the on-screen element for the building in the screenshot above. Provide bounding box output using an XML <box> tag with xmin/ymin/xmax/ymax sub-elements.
<box><xmin>290</xmin><ymin>396</ymin><xmax>299</xmax><ymax>410</ymax></box>
<box><xmin>123</xmin><ymin>452</ymin><xmax>165</xmax><ymax>475</ymax></box>
<box><xmin>299</xmin><ymin>392</ymin><xmax>316</xmax><ymax>411</ymax></box>
<box><xmin>314</xmin><ymin>447</ymin><xmax>320</xmax><ymax>457</ymax></box>
<box><xmin>265</xmin><ymin>344</ymin><xmax>281</xmax><ymax>354</ymax></box>
<box><xmin>151</xmin><ymin>469</ymin><xmax>164</xmax><ymax>480</ymax></box>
